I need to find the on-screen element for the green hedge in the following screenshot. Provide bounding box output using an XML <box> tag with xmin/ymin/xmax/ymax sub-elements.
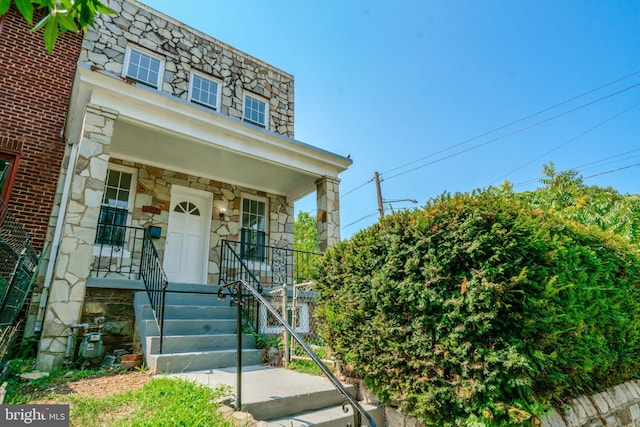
<box><xmin>315</xmin><ymin>189</ymin><xmax>640</xmax><ymax>426</ymax></box>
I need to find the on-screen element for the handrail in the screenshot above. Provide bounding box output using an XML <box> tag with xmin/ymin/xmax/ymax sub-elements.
<box><xmin>139</xmin><ymin>229</ymin><xmax>169</xmax><ymax>353</ymax></box>
<box><xmin>218</xmin><ymin>279</ymin><xmax>376</xmax><ymax>427</ymax></box>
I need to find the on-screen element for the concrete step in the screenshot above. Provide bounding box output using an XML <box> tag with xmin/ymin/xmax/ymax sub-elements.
<box><xmin>138</xmin><ymin>304</ymin><xmax>237</xmax><ymax>320</ymax></box>
<box><xmin>265</xmin><ymin>402</ymin><xmax>384</xmax><ymax>427</ymax></box>
<box><xmin>244</xmin><ymin>385</ymin><xmax>357</xmax><ymax>421</ymax></box>
<box><xmin>146</xmin><ymin>334</ymin><xmax>255</xmax><ymax>353</ymax></box>
<box><xmin>150</xmin><ymin>348</ymin><xmax>264</xmax><ymax>373</ymax></box>
<box><xmin>143</xmin><ymin>318</ymin><xmax>237</xmax><ymax>336</ymax></box>
<box><xmin>135</xmin><ymin>287</ymin><xmax>231</xmax><ymax>307</ymax></box>
<box><xmin>165</xmin><ymin>367</ymin><xmax>383</xmax><ymax>425</ymax></box>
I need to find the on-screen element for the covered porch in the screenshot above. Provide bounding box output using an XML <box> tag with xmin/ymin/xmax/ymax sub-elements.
<box><xmin>36</xmin><ymin>64</ymin><xmax>349</xmax><ymax>370</ymax></box>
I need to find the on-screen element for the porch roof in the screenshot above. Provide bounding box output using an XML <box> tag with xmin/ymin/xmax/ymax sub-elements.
<box><xmin>65</xmin><ymin>63</ymin><xmax>352</xmax><ymax>201</ymax></box>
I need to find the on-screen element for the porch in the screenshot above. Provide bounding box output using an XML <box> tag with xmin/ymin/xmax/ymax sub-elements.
<box><xmin>37</xmin><ymin>61</ymin><xmax>348</xmax><ymax>371</ymax></box>
<box><xmin>89</xmin><ymin>224</ymin><xmax>320</xmax><ymax>288</ymax></box>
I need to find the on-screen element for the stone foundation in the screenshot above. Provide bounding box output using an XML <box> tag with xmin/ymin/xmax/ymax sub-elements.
<box><xmin>384</xmin><ymin>380</ymin><xmax>640</xmax><ymax>427</ymax></box>
<box><xmin>79</xmin><ymin>287</ymin><xmax>140</xmax><ymax>357</ymax></box>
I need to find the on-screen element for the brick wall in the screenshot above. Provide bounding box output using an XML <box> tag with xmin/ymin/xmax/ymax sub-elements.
<box><xmin>0</xmin><ymin>8</ymin><xmax>83</xmax><ymax>251</ymax></box>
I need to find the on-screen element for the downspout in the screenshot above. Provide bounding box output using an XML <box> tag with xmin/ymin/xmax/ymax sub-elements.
<box><xmin>34</xmin><ymin>140</ymin><xmax>80</xmax><ymax>332</ymax></box>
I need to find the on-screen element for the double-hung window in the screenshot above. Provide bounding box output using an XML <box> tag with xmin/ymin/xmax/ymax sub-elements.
<box><xmin>96</xmin><ymin>166</ymin><xmax>137</xmax><ymax>247</ymax></box>
<box><xmin>123</xmin><ymin>47</ymin><xmax>164</xmax><ymax>89</ymax></box>
<box><xmin>240</xmin><ymin>196</ymin><xmax>267</xmax><ymax>262</ymax></box>
<box><xmin>190</xmin><ymin>72</ymin><xmax>220</xmax><ymax>110</ymax></box>
<box><xmin>243</xmin><ymin>94</ymin><xmax>268</xmax><ymax>128</ymax></box>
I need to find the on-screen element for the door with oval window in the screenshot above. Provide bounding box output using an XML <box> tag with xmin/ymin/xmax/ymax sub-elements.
<box><xmin>163</xmin><ymin>186</ymin><xmax>212</xmax><ymax>283</ymax></box>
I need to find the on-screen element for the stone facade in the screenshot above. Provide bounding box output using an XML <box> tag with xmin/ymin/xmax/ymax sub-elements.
<box><xmin>34</xmin><ymin>0</ymin><xmax>348</xmax><ymax>370</ymax></box>
<box><xmin>82</xmin><ymin>0</ymin><xmax>294</xmax><ymax>138</ymax></box>
<box><xmin>37</xmin><ymin>104</ymin><xmax>117</xmax><ymax>370</ymax></box>
<box><xmin>316</xmin><ymin>177</ymin><xmax>341</xmax><ymax>252</ymax></box>
<box><xmin>111</xmin><ymin>159</ymin><xmax>294</xmax><ymax>284</ymax></box>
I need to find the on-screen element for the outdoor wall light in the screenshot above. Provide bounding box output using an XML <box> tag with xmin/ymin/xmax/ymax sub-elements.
<box><xmin>219</xmin><ymin>208</ymin><xmax>226</xmax><ymax>219</ymax></box>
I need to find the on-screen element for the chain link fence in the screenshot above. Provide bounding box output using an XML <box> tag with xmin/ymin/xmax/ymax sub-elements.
<box><xmin>258</xmin><ymin>282</ymin><xmax>333</xmax><ymax>368</ymax></box>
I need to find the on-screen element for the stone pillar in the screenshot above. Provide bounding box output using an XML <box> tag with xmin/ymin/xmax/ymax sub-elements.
<box><xmin>315</xmin><ymin>176</ymin><xmax>341</xmax><ymax>253</ymax></box>
<box><xmin>36</xmin><ymin>104</ymin><xmax>117</xmax><ymax>371</ymax></box>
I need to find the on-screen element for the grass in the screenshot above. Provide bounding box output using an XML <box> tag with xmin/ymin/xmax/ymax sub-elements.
<box><xmin>3</xmin><ymin>359</ymin><xmax>235</xmax><ymax>427</ymax></box>
<box><xmin>67</xmin><ymin>377</ymin><xmax>234</xmax><ymax>427</ymax></box>
<box><xmin>287</xmin><ymin>358</ymin><xmax>325</xmax><ymax>376</ymax></box>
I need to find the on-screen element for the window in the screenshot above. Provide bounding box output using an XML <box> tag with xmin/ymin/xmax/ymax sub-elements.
<box><xmin>96</xmin><ymin>166</ymin><xmax>137</xmax><ymax>246</ymax></box>
<box><xmin>190</xmin><ymin>73</ymin><xmax>220</xmax><ymax>110</ymax></box>
<box><xmin>243</xmin><ymin>94</ymin><xmax>268</xmax><ymax>128</ymax></box>
<box><xmin>240</xmin><ymin>197</ymin><xmax>267</xmax><ymax>261</ymax></box>
<box><xmin>123</xmin><ymin>47</ymin><xmax>164</xmax><ymax>89</ymax></box>
<box><xmin>0</xmin><ymin>152</ymin><xmax>18</xmax><ymax>203</ymax></box>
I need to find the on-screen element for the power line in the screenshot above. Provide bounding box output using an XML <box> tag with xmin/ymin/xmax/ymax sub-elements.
<box><xmin>342</xmin><ymin>210</ymin><xmax>379</xmax><ymax>229</ymax></box>
<box><xmin>341</xmin><ymin>177</ymin><xmax>374</xmax><ymax>198</ymax></box>
<box><xmin>579</xmin><ymin>154</ymin><xmax>640</xmax><ymax>173</ymax></box>
<box><xmin>382</xmin><ymin>81</ymin><xmax>640</xmax><ymax>182</ymax></box>
<box><xmin>512</xmin><ymin>149</ymin><xmax>640</xmax><ymax>189</ymax></box>
<box><xmin>380</xmin><ymin>69</ymin><xmax>640</xmax><ymax>177</ymax></box>
<box><xmin>338</xmin><ymin>69</ymin><xmax>640</xmax><ymax>202</ymax></box>
<box><xmin>573</xmin><ymin>148</ymin><xmax>640</xmax><ymax>170</ymax></box>
<box><xmin>583</xmin><ymin>163</ymin><xmax>640</xmax><ymax>179</ymax></box>
<box><xmin>490</xmin><ymin>101</ymin><xmax>640</xmax><ymax>185</ymax></box>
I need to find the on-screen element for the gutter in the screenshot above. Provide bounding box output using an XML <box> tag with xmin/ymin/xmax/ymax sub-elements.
<box><xmin>34</xmin><ymin>139</ymin><xmax>80</xmax><ymax>332</ymax></box>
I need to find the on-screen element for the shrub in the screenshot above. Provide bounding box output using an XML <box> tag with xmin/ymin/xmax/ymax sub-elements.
<box><xmin>315</xmin><ymin>189</ymin><xmax>640</xmax><ymax>426</ymax></box>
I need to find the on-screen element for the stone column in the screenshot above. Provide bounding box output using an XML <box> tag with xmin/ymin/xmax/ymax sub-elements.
<box><xmin>36</xmin><ymin>104</ymin><xmax>117</xmax><ymax>371</ymax></box>
<box><xmin>315</xmin><ymin>176</ymin><xmax>341</xmax><ymax>252</ymax></box>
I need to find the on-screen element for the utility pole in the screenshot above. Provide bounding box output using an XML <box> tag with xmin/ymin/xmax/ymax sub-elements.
<box><xmin>374</xmin><ymin>171</ymin><xmax>384</xmax><ymax>218</ymax></box>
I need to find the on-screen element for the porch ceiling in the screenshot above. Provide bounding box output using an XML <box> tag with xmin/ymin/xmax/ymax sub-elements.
<box><xmin>66</xmin><ymin>64</ymin><xmax>352</xmax><ymax>201</ymax></box>
<box><xmin>110</xmin><ymin>118</ymin><xmax>321</xmax><ymax>200</ymax></box>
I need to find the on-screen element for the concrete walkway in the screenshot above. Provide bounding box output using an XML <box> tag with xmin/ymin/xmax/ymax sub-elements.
<box><xmin>163</xmin><ymin>364</ymin><xmax>344</xmax><ymax>405</ymax></box>
<box><xmin>160</xmin><ymin>365</ymin><xmax>385</xmax><ymax>426</ymax></box>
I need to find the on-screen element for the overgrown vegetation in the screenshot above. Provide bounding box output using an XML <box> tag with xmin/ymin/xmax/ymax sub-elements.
<box><xmin>517</xmin><ymin>163</ymin><xmax>640</xmax><ymax>244</ymax></box>
<box><xmin>315</xmin><ymin>186</ymin><xmax>640</xmax><ymax>426</ymax></box>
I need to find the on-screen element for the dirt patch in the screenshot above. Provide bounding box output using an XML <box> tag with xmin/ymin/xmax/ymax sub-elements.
<box><xmin>35</xmin><ymin>371</ymin><xmax>154</xmax><ymax>402</ymax></box>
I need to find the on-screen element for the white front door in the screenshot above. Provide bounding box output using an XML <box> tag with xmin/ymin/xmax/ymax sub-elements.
<box><xmin>163</xmin><ymin>186</ymin><xmax>212</xmax><ymax>283</ymax></box>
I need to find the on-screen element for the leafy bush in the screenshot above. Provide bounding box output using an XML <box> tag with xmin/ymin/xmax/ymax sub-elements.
<box><xmin>315</xmin><ymin>189</ymin><xmax>640</xmax><ymax>426</ymax></box>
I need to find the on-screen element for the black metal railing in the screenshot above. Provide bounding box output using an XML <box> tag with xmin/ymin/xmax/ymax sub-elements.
<box><xmin>91</xmin><ymin>223</ymin><xmax>146</xmax><ymax>279</ymax></box>
<box><xmin>139</xmin><ymin>229</ymin><xmax>169</xmax><ymax>353</ymax></box>
<box><xmin>220</xmin><ymin>240</ymin><xmax>264</xmax><ymax>334</ymax></box>
<box><xmin>0</xmin><ymin>199</ymin><xmax>39</xmax><ymax>365</ymax></box>
<box><xmin>223</xmin><ymin>233</ymin><xmax>321</xmax><ymax>289</ymax></box>
<box><xmin>218</xmin><ymin>280</ymin><xmax>376</xmax><ymax>427</ymax></box>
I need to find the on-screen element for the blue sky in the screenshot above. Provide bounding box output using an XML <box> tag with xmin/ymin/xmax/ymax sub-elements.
<box><xmin>144</xmin><ymin>0</ymin><xmax>640</xmax><ymax>238</ymax></box>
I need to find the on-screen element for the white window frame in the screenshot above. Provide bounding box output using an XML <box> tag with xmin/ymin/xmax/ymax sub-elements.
<box><xmin>243</xmin><ymin>92</ymin><xmax>269</xmax><ymax>128</ymax></box>
<box><xmin>241</xmin><ymin>194</ymin><xmax>269</xmax><ymax>234</ymax></box>
<box><xmin>94</xmin><ymin>164</ymin><xmax>138</xmax><ymax>255</ymax></box>
<box><xmin>189</xmin><ymin>71</ymin><xmax>221</xmax><ymax>110</ymax></box>
<box><xmin>122</xmin><ymin>46</ymin><xmax>165</xmax><ymax>89</ymax></box>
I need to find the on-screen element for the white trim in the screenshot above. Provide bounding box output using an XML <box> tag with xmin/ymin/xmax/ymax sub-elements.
<box><xmin>164</xmin><ymin>185</ymin><xmax>213</xmax><ymax>284</ymax></box>
<box><xmin>189</xmin><ymin>71</ymin><xmax>221</xmax><ymax>110</ymax></box>
<box><xmin>241</xmin><ymin>193</ymin><xmax>269</xmax><ymax>236</ymax></box>
<box><xmin>243</xmin><ymin>92</ymin><xmax>269</xmax><ymax>128</ymax></box>
<box><xmin>103</xmin><ymin>163</ymin><xmax>138</xmax><ymax>215</ymax></box>
<box><xmin>93</xmin><ymin>163</ymin><xmax>138</xmax><ymax>250</ymax></box>
<box><xmin>122</xmin><ymin>46</ymin><xmax>165</xmax><ymax>89</ymax></box>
